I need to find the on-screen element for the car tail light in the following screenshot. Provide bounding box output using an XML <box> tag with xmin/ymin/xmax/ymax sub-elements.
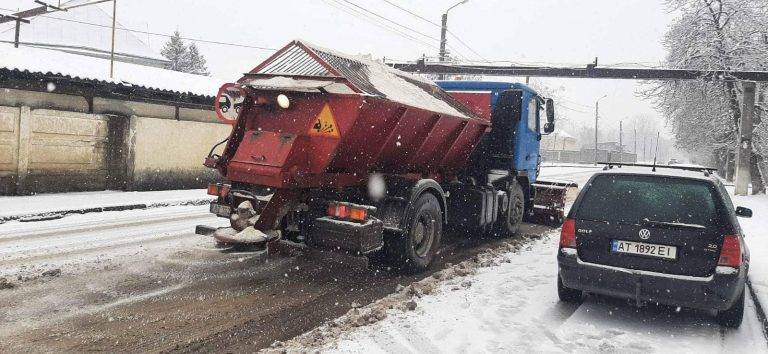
<box><xmin>559</xmin><ymin>218</ymin><xmax>577</xmax><ymax>248</ymax></box>
<box><xmin>327</xmin><ymin>202</ymin><xmax>369</xmax><ymax>222</ymax></box>
<box><xmin>718</xmin><ymin>235</ymin><xmax>742</xmax><ymax>268</ymax></box>
<box><xmin>207</xmin><ymin>183</ymin><xmax>230</xmax><ymax>198</ymax></box>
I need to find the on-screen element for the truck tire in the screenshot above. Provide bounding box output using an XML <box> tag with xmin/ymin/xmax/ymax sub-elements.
<box><xmin>386</xmin><ymin>193</ymin><xmax>443</xmax><ymax>272</ymax></box>
<box><xmin>500</xmin><ymin>181</ymin><xmax>525</xmax><ymax>236</ymax></box>
<box><xmin>716</xmin><ymin>286</ymin><xmax>744</xmax><ymax>328</ymax></box>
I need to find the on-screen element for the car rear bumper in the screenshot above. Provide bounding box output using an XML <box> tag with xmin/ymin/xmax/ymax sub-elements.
<box><xmin>558</xmin><ymin>248</ymin><xmax>746</xmax><ymax>311</ymax></box>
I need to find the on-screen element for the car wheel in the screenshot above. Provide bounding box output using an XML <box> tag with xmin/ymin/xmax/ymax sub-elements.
<box><xmin>716</xmin><ymin>286</ymin><xmax>745</xmax><ymax>328</ymax></box>
<box><xmin>385</xmin><ymin>193</ymin><xmax>443</xmax><ymax>272</ymax></box>
<box><xmin>557</xmin><ymin>273</ymin><xmax>582</xmax><ymax>303</ymax></box>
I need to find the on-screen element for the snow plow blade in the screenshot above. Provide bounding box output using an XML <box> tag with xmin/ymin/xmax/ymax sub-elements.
<box><xmin>528</xmin><ymin>179</ymin><xmax>579</xmax><ymax>226</ymax></box>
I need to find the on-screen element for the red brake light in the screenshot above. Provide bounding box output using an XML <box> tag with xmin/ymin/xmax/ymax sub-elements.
<box><xmin>718</xmin><ymin>235</ymin><xmax>742</xmax><ymax>268</ymax></box>
<box><xmin>559</xmin><ymin>218</ymin><xmax>577</xmax><ymax>248</ymax></box>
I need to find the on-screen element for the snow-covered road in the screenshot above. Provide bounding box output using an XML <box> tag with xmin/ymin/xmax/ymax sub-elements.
<box><xmin>0</xmin><ymin>205</ymin><xmax>228</xmax><ymax>279</ymax></box>
<box><xmin>328</xmin><ymin>233</ymin><xmax>767</xmax><ymax>353</ymax></box>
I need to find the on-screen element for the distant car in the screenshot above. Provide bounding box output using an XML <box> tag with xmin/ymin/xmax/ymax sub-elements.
<box><xmin>557</xmin><ymin>165</ymin><xmax>752</xmax><ymax>328</ymax></box>
<box><xmin>668</xmin><ymin>158</ymin><xmax>679</xmax><ymax>165</ymax></box>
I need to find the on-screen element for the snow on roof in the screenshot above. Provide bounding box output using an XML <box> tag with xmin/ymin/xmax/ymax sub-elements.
<box><xmin>0</xmin><ymin>44</ymin><xmax>222</xmax><ymax>97</ymax></box>
<box><xmin>248</xmin><ymin>40</ymin><xmax>476</xmax><ymax>119</ymax></box>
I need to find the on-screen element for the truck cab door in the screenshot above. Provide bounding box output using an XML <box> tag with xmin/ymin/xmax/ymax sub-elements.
<box><xmin>513</xmin><ymin>94</ymin><xmax>540</xmax><ymax>181</ymax></box>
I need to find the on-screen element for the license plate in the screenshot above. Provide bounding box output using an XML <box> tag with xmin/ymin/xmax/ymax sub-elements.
<box><xmin>611</xmin><ymin>240</ymin><xmax>677</xmax><ymax>260</ymax></box>
<box><xmin>210</xmin><ymin>203</ymin><xmax>231</xmax><ymax>217</ymax></box>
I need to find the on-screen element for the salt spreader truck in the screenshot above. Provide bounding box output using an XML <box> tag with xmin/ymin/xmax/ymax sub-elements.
<box><xmin>201</xmin><ymin>40</ymin><xmax>559</xmax><ymax>271</ymax></box>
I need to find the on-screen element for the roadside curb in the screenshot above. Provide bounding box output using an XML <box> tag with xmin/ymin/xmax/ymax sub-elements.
<box><xmin>747</xmin><ymin>276</ymin><xmax>768</xmax><ymax>341</ymax></box>
<box><xmin>0</xmin><ymin>198</ymin><xmax>213</xmax><ymax>224</ymax></box>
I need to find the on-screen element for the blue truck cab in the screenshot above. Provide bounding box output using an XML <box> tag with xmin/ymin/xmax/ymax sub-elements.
<box><xmin>436</xmin><ymin>81</ymin><xmax>555</xmax><ymax>183</ymax></box>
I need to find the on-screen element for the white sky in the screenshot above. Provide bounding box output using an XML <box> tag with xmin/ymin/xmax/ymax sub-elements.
<box><xmin>3</xmin><ymin>0</ymin><xmax>679</xmax><ymax>138</ymax></box>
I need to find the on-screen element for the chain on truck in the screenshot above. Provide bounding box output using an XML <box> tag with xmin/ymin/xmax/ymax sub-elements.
<box><xmin>198</xmin><ymin>40</ymin><xmax>574</xmax><ymax>272</ymax></box>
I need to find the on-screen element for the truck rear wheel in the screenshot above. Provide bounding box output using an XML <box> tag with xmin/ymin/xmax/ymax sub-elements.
<box><xmin>385</xmin><ymin>193</ymin><xmax>442</xmax><ymax>272</ymax></box>
<box><xmin>500</xmin><ymin>181</ymin><xmax>525</xmax><ymax>236</ymax></box>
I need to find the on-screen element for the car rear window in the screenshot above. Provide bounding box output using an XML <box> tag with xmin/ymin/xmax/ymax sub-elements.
<box><xmin>575</xmin><ymin>174</ymin><xmax>722</xmax><ymax>227</ymax></box>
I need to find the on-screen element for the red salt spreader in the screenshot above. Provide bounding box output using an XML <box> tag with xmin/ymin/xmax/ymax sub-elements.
<box><xmin>200</xmin><ymin>40</ymin><xmax>566</xmax><ymax>271</ymax></box>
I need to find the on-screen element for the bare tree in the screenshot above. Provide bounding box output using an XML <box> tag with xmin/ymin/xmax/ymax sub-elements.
<box><xmin>643</xmin><ymin>0</ymin><xmax>768</xmax><ymax>192</ymax></box>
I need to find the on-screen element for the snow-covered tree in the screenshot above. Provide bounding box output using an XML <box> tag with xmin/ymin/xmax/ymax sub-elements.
<box><xmin>160</xmin><ymin>31</ymin><xmax>209</xmax><ymax>76</ymax></box>
<box><xmin>186</xmin><ymin>43</ymin><xmax>210</xmax><ymax>76</ymax></box>
<box><xmin>644</xmin><ymin>0</ymin><xmax>768</xmax><ymax>193</ymax></box>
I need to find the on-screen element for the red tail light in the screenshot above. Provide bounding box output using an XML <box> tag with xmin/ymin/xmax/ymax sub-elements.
<box><xmin>718</xmin><ymin>235</ymin><xmax>742</xmax><ymax>268</ymax></box>
<box><xmin>559</xmin><ymin>218</ymin><xmax>577</xmax><ymax>248</ymax></box>
<box><xmin>206</xmin><ymin>183</ymin><xmax>230</xmax><ymax>198</ymax></box>
<box><xmin>327</xmin><ymin>202</ymin><xmax>369</xmax><ymax>222</ymax></box>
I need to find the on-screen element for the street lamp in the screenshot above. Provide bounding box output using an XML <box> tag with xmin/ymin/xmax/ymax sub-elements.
<box><xmin>594</xmin><ymin>94</ymin><xmax>607</xmax><ymax>165</ymax></box>
<box><xmin>439</xmin><ymin>0</ymin><xmax>469</xmax><ymax>64</ymax></box>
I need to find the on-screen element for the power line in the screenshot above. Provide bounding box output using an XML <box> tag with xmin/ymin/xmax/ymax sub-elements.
<box><xmin>0</xmin><ymin>7</ymin><xmax>277</xmax><ymax>51</ymax></box>
<box><xmin>322</xmin><ymin>0</ymin><xmax>440</xmax><ymax>52</ymax></box>
<box><xmin>381</xmin><ymin>0</ymin><xmax>487</xmax><ymax>62</ymax></box>
<box><xmin>331</xmin><ymin>0</ymin><xmax>469</xmax><ymax>61</ymax></box>
<box><xmin>341</xmin><ymin>0</ymin><xmax>438</xmax><ymax>42</ymax></box>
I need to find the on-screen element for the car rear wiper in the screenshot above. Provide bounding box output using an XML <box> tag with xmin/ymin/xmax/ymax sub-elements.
<box><xmin>641</xmin><ymin>219</ymin><xmax>706</xmax><ymax>230</ymax></box>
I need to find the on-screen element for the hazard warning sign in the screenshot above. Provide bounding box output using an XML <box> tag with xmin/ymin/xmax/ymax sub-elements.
<box><xmin>308</xmin><ymin>104</ymin><xmax>340</xmax><ymax>138</ymax></box>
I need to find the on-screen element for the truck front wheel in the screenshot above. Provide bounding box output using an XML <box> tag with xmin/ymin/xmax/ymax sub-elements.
<box><xmin>385</xmin><ymin>193</ymin><xmax>443</xmax><ymax>272</ymax></box>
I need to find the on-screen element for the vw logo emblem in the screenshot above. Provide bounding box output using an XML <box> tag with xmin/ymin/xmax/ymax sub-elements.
<box><xmin>639</xmin><ymin>229</ymin><xmax>651</xmax><ymax>240</ymax></box>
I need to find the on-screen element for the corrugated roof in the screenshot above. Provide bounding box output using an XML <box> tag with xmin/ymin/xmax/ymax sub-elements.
<box><xmin>0</xmin><ymin>43</ymin><xmax>221</xmax><ymax>98</ymax></box>
<box><xmin>249</xmin><ymin>40</ymin><xmax>478</xmax><ymax>119</ymax></box>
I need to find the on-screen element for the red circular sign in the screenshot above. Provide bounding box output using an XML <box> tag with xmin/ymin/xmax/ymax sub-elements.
<box><xmin>214</xmin><ymin>83</ymin><xmax>246</xmax><ymax>124</ymax></box>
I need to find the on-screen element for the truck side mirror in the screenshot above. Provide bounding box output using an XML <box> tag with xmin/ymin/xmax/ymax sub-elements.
<box><xmin>543</xmin><ymin>98</ymin><xmax>555</xmax><ymax>134</ymax></box>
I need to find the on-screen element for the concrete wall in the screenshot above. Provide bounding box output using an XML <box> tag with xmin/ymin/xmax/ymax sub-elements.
<box><xmin>0</xmin><ymin>106</ymin><xmax>19</xmax><ymax>193</ymax></box>
<box><xmin>0</xmin><ymin>88</ymin><xmax>230</xmax><ymax>195</ymax></box>
<box><xmin>128</xmin><ymin>116</ymin><xmax>230</xmax><ymax>190</ymax></box>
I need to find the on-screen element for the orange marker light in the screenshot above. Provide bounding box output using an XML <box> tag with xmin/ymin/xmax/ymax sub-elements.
<box><xmin>349</xmin><ymin>208</ymin><xmax>368</xmax><ymax>221</ymax></box>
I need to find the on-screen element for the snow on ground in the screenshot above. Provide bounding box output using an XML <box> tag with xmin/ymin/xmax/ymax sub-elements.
<box><xmin>0</xmin><ymin>203</ymin><xmax>228</xmax><ymax>280</ymax></box>
<box><xmin>729</xmin><ymin>191</ymin><xmax>768</xmax><ymax>315</ymax></box>
<box><xmin>0</xmin><ymin>189</ymin><xmax>212</xmax><ymax>219</ymax></box>
<box><xmin>277</xmin><ymin>165</ymin><xmax>768</xmax><ymax>354</ymax></box>
<box><xmin>324</xmin><ymin>232</ymin><xmax>766</xmax><ymax>354</ymax></box>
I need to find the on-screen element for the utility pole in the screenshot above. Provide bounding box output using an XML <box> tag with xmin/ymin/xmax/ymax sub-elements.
<box><xmin>643</xmin><ymin>135</ymin><xmax>646</xmax><ymax>162</ymax></box>
<box><xmin>633</xmin><ymin>127</ymin><xmax>637</xmax><ymax>163</ymax></box>
<box><xmin>439</xmin><ymin>0</ymin><xmax>468</xmax><ymax>79</ymax></box>
<box><xmin>594</xmin><ymin>95</ymin><xmax>607</xmax><ymax>165</ymax></box>
<box><xmin>109</xmin><ymin>0</ymin><xmax>117</xmax><ymax>78</ymax></box>
<box><xmin>619</xmin><ymin>120</ymin><xmax>623</xmax><ymax>163</ymax></box>
<box><xmin>735</xmin><ymin>81</ymin><xmax>756</xmax><ymax>195</ymax></box>
<box><xmin>0</xmin><ymin>15</ymin><xmax>31</xmax><ymax>47</ymax></box>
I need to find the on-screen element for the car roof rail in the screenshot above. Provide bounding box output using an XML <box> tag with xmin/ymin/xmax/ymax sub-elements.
<box><xmin>597</xmin><ymin>162</ymin><xmax>718</xmax><ymax>175</ymax></box>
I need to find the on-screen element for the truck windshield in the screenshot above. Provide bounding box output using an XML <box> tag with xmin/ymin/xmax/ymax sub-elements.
<box><xmin>575</xmin><ymin>174</ymin><xmax>721</xmax><ymax>227</ymax></box>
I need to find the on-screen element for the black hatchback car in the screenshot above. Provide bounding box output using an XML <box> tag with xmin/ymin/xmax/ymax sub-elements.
<box><xmin>557</xmin><ymin>165</ymin><xmax>752</xmax><ymax>327</ymax></box>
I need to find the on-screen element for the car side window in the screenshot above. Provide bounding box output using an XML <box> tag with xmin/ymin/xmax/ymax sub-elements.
<box><xmin>527</xmin><ymin>99</ymin><xmax>537</xmax><ymax>132</ymax></box>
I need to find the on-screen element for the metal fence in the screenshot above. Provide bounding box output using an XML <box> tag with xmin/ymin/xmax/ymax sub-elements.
<box><xmin>542</xmin><ymin>149</ymin><xmax>637</xmax><ymax>164</ymax></box>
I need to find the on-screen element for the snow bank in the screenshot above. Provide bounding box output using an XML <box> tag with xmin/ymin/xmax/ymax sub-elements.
<box><xmin>730</xmin><ymin>191</ymin><xmax>768</xmax><ymax>313</ymax></box>
<box><xmin>0</xmin><ymin>189</ymin><xmax>212</xmax><ymax>220</ymax></box>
